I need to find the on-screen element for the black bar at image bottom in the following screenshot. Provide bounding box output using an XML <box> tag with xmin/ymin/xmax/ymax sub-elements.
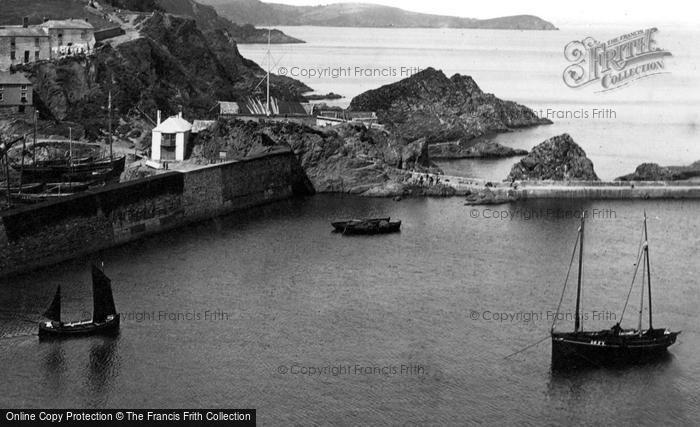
<box><xmin>2</xmin><ymin>409</ymin><xmax>256</xmax><ymax>426</ymax></box>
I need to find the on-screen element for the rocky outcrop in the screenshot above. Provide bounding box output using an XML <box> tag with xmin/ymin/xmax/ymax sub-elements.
<box><xmin>190</xmin><ymin>119</ymin><xmax>443</xmax><ymax>195</ymax></box>
<box><xmin>348</xmin><ymin>68</ymin><xmax>551</xmax><ymax>145</ymax></box>
<box><xmin>16</xmin><ymin>12</ymin><xmax>311</xmax><ymax>139</ymax></box>
<box><xmin>429</xmin><ymin>141</ymin><xmax>528</xmax><ymax>159</ymax></box>
<box><xmin>506</xmin><ymin>134</ymin><xmax>599</xmax><ymax>181</ymax></box>
<box><xmin>464</xmin><ymin>186</ymin><xmax>517</xmax><ymax>205</ymax></box>
<box><xmin>616</xmin><ymin>161</ymin><xmax>700</xmax><ymax>181</ymax></box>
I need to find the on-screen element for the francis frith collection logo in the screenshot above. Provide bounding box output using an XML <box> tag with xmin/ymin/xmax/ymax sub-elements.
<box><xmin>563</xmin><ymin>28</ymin><xmax>672</xmax><ymax>91</ymax></box>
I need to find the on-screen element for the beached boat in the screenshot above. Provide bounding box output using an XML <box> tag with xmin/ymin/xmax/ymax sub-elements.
<box><xmin>39</xmin><ymin>264</ymin><xmax>120</xmax><ymax>338</ymax></box>
<box><xmin>9</xmin><ymin>182</ymin><xmax>90</xmax><ymax>204</ymax></box>
<box><xmin>331</xmin><ymin>217</ymin><xmax>401</xmax><ymax>235</ymax></box>
<box><xmin>550</xmin><ymin>212</ymin><xmax>679</xmax><ymax>369</ymax></box>
<box><xmin>0</xmin><ymin>182</ymin><xmax>44</xmax><ymax>194</ymax></box>
<box><xmin>16</xmin><ymin>155</ymin><xmax>125</xmax><ymax>182</ymax></box>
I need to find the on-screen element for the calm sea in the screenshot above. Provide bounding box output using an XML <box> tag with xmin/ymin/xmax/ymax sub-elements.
<box><xmin>1</xmin><ymin>26</ymin><xmax>699</xmax><ymax>425</ymax></box>
<box><xmin>1</xmin><ymin>196</ymin><xmax>699</xmax><ymax>424</ymax></box>
<box><xmin>240</xmin><ymin>25</ymin><xmax>700</xmax><ymax>181</ymax></box>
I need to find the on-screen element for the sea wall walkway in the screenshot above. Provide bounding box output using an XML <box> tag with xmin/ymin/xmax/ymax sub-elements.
<box><xmin>407</xmin><ymin>171</ymin><xmax>700</xmax><ymax>200</ymax></box>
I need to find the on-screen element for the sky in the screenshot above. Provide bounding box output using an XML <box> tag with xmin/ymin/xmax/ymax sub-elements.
<box><xmin>265</xmin><ymin>0</ymin><xmax>696</xmax><ymax>26</ymax></box>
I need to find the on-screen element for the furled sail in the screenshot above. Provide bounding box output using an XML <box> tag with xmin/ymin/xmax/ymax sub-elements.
<box><xmin>43</xmin><ymin>286</ymin><xmax>61</xmax><ymax>322</ymax></box>
<box><xmin>92</xmin><ymin>265</ymin><xmax>117</xmax><ymax>322</ymax></box>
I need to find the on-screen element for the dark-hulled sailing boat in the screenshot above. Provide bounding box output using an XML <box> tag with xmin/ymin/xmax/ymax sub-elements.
<box><xmin>551</xmin><ymin>212</ymin><xmax>679</xmax><ymax>368</ymax></box>
<box><xmin>39</xmin><ymin>264</ymin><xmax>120</xmax><ymax>337</ymax></box>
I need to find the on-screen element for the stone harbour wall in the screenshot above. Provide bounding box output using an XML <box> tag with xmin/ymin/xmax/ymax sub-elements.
<box><xmin>0</xmin><ymin>150</ymin><xmax>311</xmax><ymax>277</ymax></box>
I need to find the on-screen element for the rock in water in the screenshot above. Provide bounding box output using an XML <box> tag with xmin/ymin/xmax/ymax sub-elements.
<box><xmin>616</xmin><ymin>161</ymin><xmax>700</xmax><ymax>181</ymax></box>
<box><xmin>348</xmin><ymin>67</ymin><xmax>551</xmax><ymax>143</ymax></box>
<box><xmin>506</xmin><ymin>134</ymin><xmax>599</xmax><ymax>181</ymax></box>
<box><xmin>429</xmin><ymin>141</ymin><xmax>528</xmax><ymax>159</ymax></box>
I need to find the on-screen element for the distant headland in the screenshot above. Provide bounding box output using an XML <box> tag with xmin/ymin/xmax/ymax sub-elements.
<box><xmin>199</xmin><ymin>0</ymin><xmax>558</xmax><ymax>30</ymax></box>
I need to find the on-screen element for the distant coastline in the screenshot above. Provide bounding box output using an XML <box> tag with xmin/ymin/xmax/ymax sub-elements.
<box><xmin>199</xmin><ymin>0</ymin><xmax>558</xmax><ymax>31</ymax></box>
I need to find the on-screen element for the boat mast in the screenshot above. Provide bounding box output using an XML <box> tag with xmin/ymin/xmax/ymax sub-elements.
<box><xmin>266</xmin><ymin>28</ymin><xmax>271</xmax><ymax>117</ymax></box>
<box><xmin>19</xmin><ymin>135</ymin><xmax>25</xmax><ymax>193</ymax></box>
<box><xmin>108</xmin><ymin>89</ymin><xmax>113</xmax><ymax>161</ymax></box>
<box><xmin>574</xmin><ymin>212</ymin><xmax>585</xmax><ymax>332</ymax></box>
<box><xmin>638</xmin><ymin>250</ymin><xmax>645</xmax><ymax>334</ymax></box>
<box><xmin>644</xmin><ymin>211</ymin><xmax>653</xmax><ymax>330</ymax></box>
<box><xmin>2</xmin><ymin>147</ymin><xmax>10</xmax><ymax>208</ymax></box>
<box><xmin>33</xmin><ymin>108</ymin><xmax>37</xmax><ymax>165</ymax></box>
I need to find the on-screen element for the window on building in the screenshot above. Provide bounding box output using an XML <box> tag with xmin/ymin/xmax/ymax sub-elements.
<box><xmin>0</xmin><ymin>92</ymin><xmax>3</xmax><ymax>102</ymax></box>
<box><xmin>58</xmin><ymin>32</ymin><xmax>63</xmax><ymax>45</ymax></box>
<box><xmin>24</xmin><ymin>50</ymin><xmax>29</xmax><ymax>63</ymax></box>
<box><xmin>35</xmin><ymin>51</ymin><xmax>40</xmax><ymax>60</ymax></box>
<box><xmin>10</xmin><ymin>51</ymin><xmax>15</xmax><ymax>61</ymax></box>
<box><xmin>10</xmin><ymin>37</ymin><xmax>16</xmax><ymax>49</ymax></box>
<box><xmin>21</xmin><ymin>94</ymin><xmax>28</xmax><ymax>103</ymax></box>
<box><xmin>35</xmin><ymin>37</ymin><xmax>40</xmax><ymax>47</ymax></box>
<box><xmin>19</xmin><ymin>105</ymin><xmax>25</xmax><ymax>113</ymax></box>
<box><xmin>162</xmin><ymin>133</ymin><xmax>177</xmax><ymax>147</ymax></box>
<box><xmin>21</xmin><ymin>85</ymin><xmax>27</xmax><ymax>91</ymax></box>
<box><xmin>81</xmin><ymin>30</ymin><xmax>87</xmax><ymax>40</ymax></box>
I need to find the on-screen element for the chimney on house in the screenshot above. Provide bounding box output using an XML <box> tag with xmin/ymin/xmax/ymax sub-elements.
<box><xmin>85</xmin><ymin>17</ymin><xmax>89</xmax><ymax>22</ymax></box>
<box><xmin>43</xmin><ymin>17</ymin><xmax>48</xmax><ymax>23</ymax></box>
<box><xmin>178</xmin><ymin>105</ymin><xmax>183</xmax><ymax>119</ymax></box>
<box><xmin>157</xmin><ymin>110</ymin><xmax>161</xmax><ymax>125</ymax></box>
<box><xmin>22</xmin><ymin>17</ymin><xmax>29</xmax><ymax>28</ymax></box>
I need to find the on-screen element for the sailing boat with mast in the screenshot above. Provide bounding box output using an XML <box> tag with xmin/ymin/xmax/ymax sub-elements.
<box><xmin>551</xmin><ymin>212</ymin><xmax>679</xmax><ymax>368</ymax></box>
<box><xmin>14</xmin><ymin>90</ymin><xmax>125</xmax><ymax>182</ymax></box>
<box><xmin>39</xmin><ymin>264</ymin><xmax>120</xmax><ymax>338</ymax></box>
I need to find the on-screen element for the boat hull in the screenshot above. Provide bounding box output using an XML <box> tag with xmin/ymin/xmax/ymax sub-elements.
<box><xmin>16</xmin><ymin>155</ymin><xmax>125</xmax><ymax>181</ymax></box>
<box><xmin>331</xmin><ymin>218</ymin><xmax>401</xmax><ymax>235</ymax></box>
<box><xmin>551</xmin><ymin>329</ymin><xmax>679</xmax><ymax>369</ymax></box>
<box><xmin>343</xmin><ymin>221</ymin><xmax>401</xmax><ymax>235</ymax></box>
<box><xmin>38</xmin><ymin>314</ymin><xmax>120</xmax><ymax>339</ymax></box>
<box><xmin>331</xmin><ymin>217</ymin><xmax>390</xmax><ymax>232</ymax></box>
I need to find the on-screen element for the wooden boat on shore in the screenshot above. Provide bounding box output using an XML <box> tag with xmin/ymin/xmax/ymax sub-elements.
<box><xmin>0</xmin><ymin>182</ymin><xmax>44</xmax><ymax>195</ymax></box>
<box><xmin>15</xmin><ymin>155</ymin><xmax>125</xmax><ymax>182</ymax></box>
<box><xmin>331</xmin><ymin>217</ymin><xmax>401</xmax><ymax>235</ymax></box>
<box><xmin>550</xmin><ymin>212</ymin><xmax>679</xmax><ymax>369</ymax></box>
<box><xmin>39</xmin><ymin>264</ymin><xmax>120</xmax><ymax>338</ymax></box>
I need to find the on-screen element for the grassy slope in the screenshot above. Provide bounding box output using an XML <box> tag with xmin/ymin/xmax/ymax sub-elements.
<box><xmin>0</xmin><ymin>0</ymin><xmax>114</xmax><ymax>29</ymax></box>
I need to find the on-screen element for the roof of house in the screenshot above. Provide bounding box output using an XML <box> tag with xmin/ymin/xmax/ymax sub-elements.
<box><xmin>0</xmin><ymin>71</ymin><xmax>31</xmax><ymax>85</ymax></box>
<box><xmin>0</xmin><ymin>27</ymin><xmax>49</xmax><ymax>37</ymax></box>
<box><xmin>191</xmin><ymin>120</ymin><xmax>217</xmax><ymax>134</ymax></box>
<box><xmin>219</xmin><ymin>97</ymin><xmax>310</xmax><ymax>116</ymax></box>
<box><xmin>154</xmin><ymin>116</ymin><xmax>192</xmax><ymax>133</ymax></box>
<box><xmin>40</xmin><ymin>20</ymin><xmax>94</xmax><ymax>30</ymax></box>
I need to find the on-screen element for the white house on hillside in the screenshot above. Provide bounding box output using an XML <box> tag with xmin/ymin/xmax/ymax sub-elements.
<box><xmin>151</xmin><ymin>112</ymin><xmax>192</xmax><ymax>162</ymax></box>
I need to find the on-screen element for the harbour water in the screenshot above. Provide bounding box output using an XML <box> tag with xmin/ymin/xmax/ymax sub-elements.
<box><xmin>240</xmin><ymin>25</ymin><xmax>700</xmax><ymax>181</ymax></box>
<box><xmin>2</xmin><ymin>24</ymin><xmax>699</xmax><ymax>424</ymax></box>
<box><xmin>1</xmin><ymin>195</ymin><xmax>699</xmax><ymax>424</ymax></box>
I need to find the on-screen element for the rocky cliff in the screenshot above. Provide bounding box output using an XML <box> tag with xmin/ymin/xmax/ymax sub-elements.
<box><xmin>506</xmin><ymin>134</ymin><xmax>599</xmax><ymax>181</ymax></box>
<box><xmin>188</xmin><ymin>119</ymin><xmax>443</xmax><ymax>195</ymax></box>
<box><xmin>349</xmin><ymin>68</ymin><xmax>550</xmax><ymax>150</ymax></box>
<box><xmin>17</xmin><ymin>12</ymin><xmax>311</xmax><ymax>139</ymax></box>
<box><xmin>616</xmin><ymin>161</ymin><xmax>700</xmax><ymax>181</ymax></box>
<box><xmin>155</xmin><ymin>0</ymin><xmax>304</xmax><ymax>43</ymax></box>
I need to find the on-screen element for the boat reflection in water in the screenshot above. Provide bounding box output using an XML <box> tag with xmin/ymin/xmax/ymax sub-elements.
<box><xmin>551</xmin><ymin>212</ymin><xmax>680</xmax><ymax>370</ymax></box>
